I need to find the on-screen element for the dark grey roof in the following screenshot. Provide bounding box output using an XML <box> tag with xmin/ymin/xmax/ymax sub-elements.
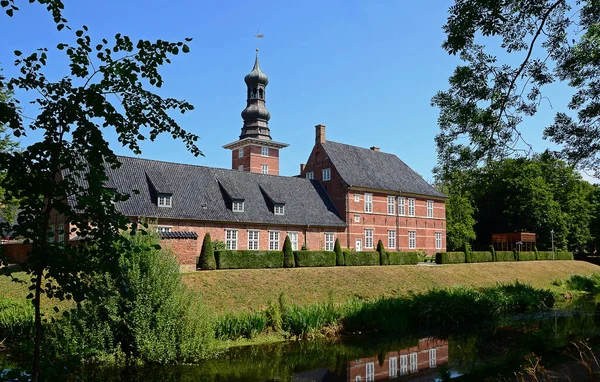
<box><xmin>159</xmin><ymin>231</ymin><xmax>198</xmax><ymax>239</ymax></box>
<box><xmin>145</xmin><ymin>170</ymin><xmax>172</xmax><ymax>194</ymax></box>
<box><xmin>322</xmin><ymin>141</ymin><xmax>446</xmax><ymax>198</ymax></box>
<box><xmin>101</xmin><ymin>156</ymin><xmax>345</xmax><ymax>227</ymax></box>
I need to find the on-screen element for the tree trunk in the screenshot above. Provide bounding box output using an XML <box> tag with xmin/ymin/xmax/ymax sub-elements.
<box><xmin>31</xmin><ymin>271</ymin><xmax>43</xmax><ymax>382</ymax></box>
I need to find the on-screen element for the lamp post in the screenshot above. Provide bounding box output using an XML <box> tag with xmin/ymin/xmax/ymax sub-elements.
<box><xmin>551</xmin><ymin>230</ymin><xmax>555</xmax><ymax>260</ymax></box>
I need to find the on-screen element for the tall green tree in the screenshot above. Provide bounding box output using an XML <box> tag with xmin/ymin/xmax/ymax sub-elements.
<box><xmin>0</xmin><ymin>88</ymin><xmax>20</xmax><ymax>225</ymax></box>
<box><xmin>0</xmin><ymin>2</ymin><xmax>200</xmax><ymax>379</ymax></box>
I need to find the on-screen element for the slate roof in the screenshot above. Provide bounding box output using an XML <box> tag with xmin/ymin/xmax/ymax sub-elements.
<box><xmin>99</xmin><ymin>156</ymin><xmax>345</xmax><ymax>227</ymax></box>
<box><xmin>321</xmin><ymin>141</ymin><xmax>446</xmax><ymax>198</ymax></box>
<box><xmin>159</xmin><ymin>231</ymin><xmax>198</xmax><ymax>239</ymax></box>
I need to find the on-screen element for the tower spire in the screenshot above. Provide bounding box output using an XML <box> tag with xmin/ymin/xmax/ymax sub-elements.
<box><xmin>240</xmin><ymin>50</ymin><xmax>270</xmax><ymax>140</ymax></box>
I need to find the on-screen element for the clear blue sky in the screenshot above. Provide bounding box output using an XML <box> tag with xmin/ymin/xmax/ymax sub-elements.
<box><xmin>0</xmin><ymin>0</ymin><xmax>582</xmax><ymax>182</ymax></box>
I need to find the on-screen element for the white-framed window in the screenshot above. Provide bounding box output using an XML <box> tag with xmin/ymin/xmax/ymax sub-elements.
<box><xmin>261</xmin><ymin>164</ymin><xmax>269</xmax><ymax>174</ymax></box>
<box><xmin>238</xmin><ymin>147</ymin><xmax>244</xmax><ymax>158</ymax></box>
<box><xmin>366</xmin><ymin>362</ymin><xmax>375</xmax><ymax>382</ymax></box>
<box><xmin>365</xmin><ymin>229</ymin><xmax>374</xmax><ymax>249</ymax></box>
<box><xmin>261</xmin><ymin>146</ymin><xmax>269</xmax><ymax>157</ymax></box>
<box><xmin>269</xmin><ymin>231</ymin><xmax>280</xmax><ymax>250</ymax></box>
<box><xmin>429</xmin><ymin>348</ymin><xmax>437</xmax><ymax>368</ymax></box>
<box><xmin>274</xmin><ymin>204</ymin><xmax>285</xmax><ymax>215</ymax></box>
<box><xmin>355</xmin><ymin>377</ymin><xmax>362</xmax><ymax>382</ymax></box>
<box><xmin>288</xmin><ymin>232</ymin><xmax>298</xmax><ymax>251</ymax></box>
<box><xmin>364</xmin><ymin>193</ymin><xmax>373</xmax><ymax>213</ymax></box>
<box><xmin>306</xmin><ymin>171</ymin><xmax>314</xmax><ymax>180</ymax></box>
<box><xmin>400</xmin><ymin>355</ymin><xmax>408</xmax><ymax>375</ymax></box>
<box><xmin>324</xmin><ymin>233</ymin><xmax>334</xmax><ymax>251</ymax></box>
<box><xmin>354</xmin><ymin>194</ymin><xmax>360</xmax><ymax>202</ymax></box>
<box><xmin>57</xmin><ymin>224</ymin><xmax>64</xmax><ymax>243</ymax></box>
<box><xmin>427</xmin><ymin>200</ymin><xmax>434</xmax><ymax>218</ymax></box>
<box><xmin>436</xmin><ymin>232</ymin><xmax>442</xmax><ymax>249</ymax></box>
<box><xmin>398</xmin><ymin>197</ymin><xmax>406</xmax><ymax>216</ymax></box>
<box><xmin>322</xmin><ymin>168</ymin><xmax>331</xmax><ymax>181</ymax></box>
<box><xmin>156</xmin><ymin>226</ymin><xmax>172</xmax><ymax>233</ymax></box>
<box><xmin>158</xmin><ymin>194</ymin><xmax>172</xmax><ymax>207</ymax></box>
<box><xmin>225</xmin><ymin>229</ymin><xmax>238</xmax><ymax>250</ymax></box>
<box><xmin>388</xmin><ymin>230</ymin><xmax>396</xmax><ymax>249</ymax></box>
<box><xmin>48</xmin><ymin>224</ymin><xmax>55</xmax><ymax>243</ymax></box>
<box><xmin>409</xmin><ymin>231</ymin><xmax>416</xmax><ymax>249</ymax></box>
<box><xmin>354</xmin><ymin>215</ymin><xmax>361</xmax><ymax>223</ymax></box>
<box><xmin>389</xmin><ymin>356</ymin><xmax>398</xmax><ymax>378</ymax></box>
<box><xmin>248</xmin><ymin>230</ymin><xmax>259</xmax><ymax>250</ymax></box>
<box><xmin>232</xmin><ymin>200</ymin><xmax>244</xmax><ymax>212</ymax></box>
<box><xmin>238</xmin><ymin>165</ymin><xmax>243</xmax><ymax>171</ymax></box>
<box><xmin>387</xmin><ymin>195</ymin><xmax>395</xmax><ymax>215</ymax></box>
<box><xmin>410</xmin><ymin>352</ymin><xmax>418</xmax><ymax>373</ymax></box>
<box><xmin>408</xmin><ymin>198</ymin><xmax>415</xmax><ymax>217</ymax></box>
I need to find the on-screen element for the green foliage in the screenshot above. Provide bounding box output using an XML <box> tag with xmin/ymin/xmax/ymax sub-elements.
<box><xmin>215</xmin><ymin>311</ymin><xmax>266</xmax><ymax>340</ymax></box>
<box><xmin>470</xmin><ymin>251</ymin><xmax>492</xmax><ymax>263</ymax></box>
<box><xmin>199</xmin><ymin>233</ymin><xmax>216</xmax><ymax>270</ymax></box>
<box><xmin>556</xmin><ymin>252</ymin><xmax>574</xmax><ymax>260</ymax></box>
<box><xmin>464</xmin><ymin>242</ymin><xmax>472</xmax><ymax>263</ymax></box>
<box><xmin>334</xmin><ymin>238</ymin><xmax>344</xmax><ymax>266</ymax></box>
<box><xmin>343</xmin><ymin>251</ymin><xmax>380</xmax><ymax>266</ymax></box>
<box><xmin>435</xmin><ymin>182</ymin><xmax>476</xmax><ymax>251</ymax></box>
<box><xmin>495</xmin><ymin>251</ymin><xmax>516</xmax><ymax>262</ymax></box>
<box><xmin>293</xmin><ymin>251</ymin><xmax>336</xmax><ymax>267</ymax></box>
<box><xmin>282</xmin><ymin>302</ymin><xmax>339</xmax><ymax>338</ymax></box>
<box><xmin>435</xmin><ymin>252</ymin><xmax>466</xmax><ymax>264</ymax></box>
<box><xmin>387</xmin><ymin>252</ymin><xmax>419</xmax><ymax>265</ymax></box>
<box><xmin>376</xmin><ymin>240</ymin><xmax>388</xmax><ymax>265</ymax></box>
<box><xmin>0</xmin><ymin>298</ymin><xmax>34</xmax><ymax>338</ymax></box>
<box><xmin>265</xmin><ymin>301</ymin><xmax>282</xmax><ymax>332</ymax></box>
<box><xmin>215</xmin><ymin>250</ymin><xmax>284</xmax><ymax>269</ymax></box>
<box><xmin>481</xmin><ymin>282</ymin><xmax>555</xmax><ymax>313</ymax></box>
<box><xmin>212</xmin><ymin>240</ymin><xmax>226</xmax><ymax>251</ymax></box>
<box><xmin>489</xmin><ymin>245</ymin><xmax>496</xmax><ymax>262</ymax></box>
<box><xmin>564</xmin><ymin>274</ymin><xmax>600</xmax><ymax>293</ymax></box>
<box><xmin>537</xmin><ymin>251</ymin><xmax>554</xmax><ymax>260</ymax></box>
<box><xmin>282</xmin><ymin>236</ymin><xmax>294</xmax><ymax>268</ymax></box>
<box><xmin>517</xmin><ymin>252</ymin><xmax>537</xmax><ymax>261</ymax></box>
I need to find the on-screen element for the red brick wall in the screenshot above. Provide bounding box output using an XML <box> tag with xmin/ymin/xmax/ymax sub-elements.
<box><xmin>231</xmin><ymin>145</ymin><xmax>280</xmax><ymax>175</ymax></box>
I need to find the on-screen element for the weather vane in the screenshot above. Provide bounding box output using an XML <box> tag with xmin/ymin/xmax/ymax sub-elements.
<box><xmin>254</xmin><ymin>30</ymin><xmax>264</xmax><ymax>52</ymax></box>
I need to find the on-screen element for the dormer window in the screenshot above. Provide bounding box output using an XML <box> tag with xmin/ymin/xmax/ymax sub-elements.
<box><xmin>232</xmin><ymin>200</ymin><xmax>244</xmax><ymax>212</ymax></box>
<box><xmin>274</xmin><ymin>204</ymin><xmax>285</xmax><ymax>215</ymax></box>
<box><xmin>306</xmin><ymin>172</ymin><xmax>314</xmax><ymax>180</ymax></box>
<box><xmin>158</xmin><ymin>194</ymin><xmax>172</xmax><ymax>207</ymax></box>
<box><xmin>322</xmin><ymin>168</ymin><xmax>331</xmax><ymax>181</ymax></box>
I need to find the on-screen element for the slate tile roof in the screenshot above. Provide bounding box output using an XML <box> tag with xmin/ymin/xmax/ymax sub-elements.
<box><xmin>321</xmin><ymin>141</ymin><xmax>446</xmax><ymax>198</ymax></box>
<box><xmin>101</xmin><ymin>156</ymin><xmax>346</xmax><ymax>227</ymax></box>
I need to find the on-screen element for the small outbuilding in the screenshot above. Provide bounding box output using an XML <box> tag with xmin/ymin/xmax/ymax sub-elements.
<box><xmin>492</xmin><ymin>232</ymin><xmax>536</xmax><ymax>251</ymax></box>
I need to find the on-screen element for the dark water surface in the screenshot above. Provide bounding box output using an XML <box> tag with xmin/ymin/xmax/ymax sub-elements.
<box><xmin>3</xmin><ymin>298</ymin><xmax>600</xmax><ymax>381</ymax></box>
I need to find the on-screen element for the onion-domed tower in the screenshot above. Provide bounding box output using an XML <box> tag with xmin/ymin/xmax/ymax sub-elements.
<box><xmin>224</xmin><ymin>51</ymin><xmax>288</xmax><ymax>175</ymax></box>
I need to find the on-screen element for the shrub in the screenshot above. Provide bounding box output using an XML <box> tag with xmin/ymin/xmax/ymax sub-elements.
<box><xmin>293</xmin><ymin>251</ymin><xmax>336</xmax><ymax>267</ymax></box>
<box><xmin>435</xmin><ymin>252</ymin><xmax>465</xmax><ymax>264</ymax></box>
<box><xmin>199</xmin><ymin>233</ymin><xmax>216</xmax><ymax>270</ymax></box>
<box><xmin>464</xmin><ymin>242</ymin><xmax>472</xmax><ymax>263</ymax></box>
<box><xmin>334</xmin><ymin>238</ymin><xmax>344</xmax><ymax>266</ymax></box>
<box><xmin>517</xmin><ymin>251</ymin><xmax>536</xmax><ymax>261</ymax></box>
<box><xmin>387</xmin><ymin>252</ymin><xmax>419</xmax><ymax>265</ymax></box>
<box><xmin>470</xmin><ymin>251</ymin><xmax>493</xmax><ymax>263</ymax></box>
<box><xmin>489</xmin><ymin>245</ymin><xmax>497</xmax><ymax>262</ymax></box>
<box><xmin>215</xmin><ymin>311</ymin><xmax>266</xmax><ymax>340</ymax></box>
<box><xmin>0</xmin><ymin>298</ymin><xmax>34</xmax><ymax>338</ymax></box>
<box><xmin>482</xmin><ymin>281</ymin><xmax>555</xmax><ymax>312</ymax></box>
<box><xmin>537</xmin><ymin>251</ymin><xmax>554</xmax><ymax>260</ymax></box>
<box><xmin>343</xmin><ymin>251</ymin><xmax>380</xmax><ymax>266</ymax></box>
<box><xmin>282</xmin><ymin>236</ymin><xmax>294</xmax><ymax>268</ymax></box>
<box><xmin>377</xmin><ymin>240</ymin><xmax>388</xmax><ymax>265</ymax></box>
<box><xmin>534</xmin><ymin>245</ymin><xmax>539</xmax><ymax>259</ymax></box>
<box><xmin>281</xmin><ymin>302</ymin><xmax>338</xmax><ymax>338</ymax></box>
<box><xmin>215</xmin><ymin>250</ymin><xmax>284</xmax><ymax>269</ymax></box>
<box><xmin>495</xmin><ymin>251</ymin><xmax>516</xmax><ymax>262</ymax></box>
<box><xmin>565</xmin><ymin>275</ymin><xmax>598</xmax><ymax>292</ymax></box>
<box><xmin>265</xmin><ymin>301</ymin><xmax>282</xmax><ymax>331</ymax></box>
<box><xmin>556</xmin><ymin>252</ymin><xmax>574</xmax><ymax>260</ymax></box>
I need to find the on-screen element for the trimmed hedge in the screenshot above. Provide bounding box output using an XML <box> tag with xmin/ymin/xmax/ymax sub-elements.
<box><xmin>294</xmin><ymin>251</ymin><xmax>336</xmax><ymax>267</ymax></box>
<box><xmin>495</xmin><ymin>251</ymin><xmax>516</xmax><ymax>262</ymax></box>
<box><xmin>343</xmin><ymin>251</ymin><xmax>380</xmax><ymax>266</ymax></box>
<box><xmin>517</xmin><ymin>251</ymin><xmax>536</xmax><ymax>261</ymax></box>
<box><xmin>435</xmin><ymin>252</ymin><xmax>465</xmax><ymax>264</ymax></box>
<box><xmin>537</xmin><ymin>251</ymin><xmax>553</xmax><ymax>260</ymax></box>
<box><xmin>556</xmin><ymin>252</ymin><xmax>574</xmax><ymax>260</ymax></box>
<box><xmin>470</xmin><ymin>251</ymin><xmax>492</xmax><ymax>263</ymax></box>
<box><xmin>215</xmin><ymin>250</ymin><xmax>284</xmax><ymax>269</ymax></box>
<box><xmin>387</xmin><ymin>252</ymin><xmax>419</xmax><ymax>265</ymax></box>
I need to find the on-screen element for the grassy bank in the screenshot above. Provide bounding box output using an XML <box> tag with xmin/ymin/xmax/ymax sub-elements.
<box><xmin>183</xmin><ymin>260</ymin><xmax>600</xmax><ymax>313</ymax></box>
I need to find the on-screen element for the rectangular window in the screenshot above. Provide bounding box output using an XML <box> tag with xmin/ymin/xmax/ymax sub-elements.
<box><xmin>288</xmin><ymin>232</ymin><xmax>298</xmax><ymax>251</ymax></box>
<box><xmin>410</xmin><ymin>352</ymin><xmax>418</xmax><ymax>373</ymax></box>
<box><xmin>232</xmin><ymin>200</ymin><xmax>244</xmax><ymax>212</ymax></box>
<box><xmin>274</xmin><ymin>204</ymin><xmax>285</xmax><ymax>215</ymax></box>
<box><xmin>409</xmin><ymin>231</ymin><xmax>416</xmax><ymax>249</ymax></box>
<box><xmin>388</xmin><ymin>230</ymin><xmax>396</xmax><ymax>249</ymax></box>
<box><xmin>436</xmin><ymin>232</ymin><xmax>442</xmax><ymax>250</ymax></box>
<box><xmin>56</xmin><ymin>224</ymin><xmax>64</xmax><ymax>243</ymax></box>
<box><xmin>248</xmin><ymin>230</ymin><xmax>259</xmax><ymax>250</ymax></box>
<box><xmin>324</xmin><ymin>233</ymin><xmax>334</xmax><ymax>251</ymax></box>
<box><xmin>429</xmin><ymin>348</ymin><xmax>437</xmax><ymax>368</ymax></box>
<box><xmin>306</xmin><ymin>171</ymin><xmax>314</xmax><ymax>180</ymax></box>
<box><xmin>366</xmin><ymin>362</ymin><xmax>375</xmax><ymax>382</ymax></box>
<box><xmin>398</xmin><ymin>197</ymin><xmax>406</xmax><ymax>216</ymax></box>
<box><xmin>400</xmin><ymin>355</ymin><xmax>408</xmax><ymax>375</ymax></box>
<box><xmin>365</xmin><ymin>229</ymin><xmax>373</xmax><ymax>249</ymax></box>
<box><xmin>322</xmin><ymin>168</ymin><xmax>331</xmax><ymax>181</ymax></box>
<box><xmin>238</xmin><ymin>147</ymin><xmax>244</xmax><ymax>158</ymax></box>
<box><xmin>156</xmin><ymin>226</ymin><xmax>172</xmax><ymax>233</ymax></box>
<box><xmin>354</xmin><ymin>194</ymin><xmax>360</xmax><ymax>202</ymax></box>
<box><xmin>261</xmin><ymin>147</ymin><xmax>269</xmax><ymax>157</ymax></box>
<box><xmin>354</xmin><ymin>215</ymin><xmax>360</xmax><ymax>223</ymax></box>
<box><xmin>238</xmin><ymin>165</ymin><xmax>243</xmax><ymax>171</ymax></box>
<box><xmin>427</xmin><ymin>200</ymin><xmax>434</xmax><ymax>218</ymax></box>
<box><xmin>261</xmin><ymin>164</ymin><xmax>269</xmax><ymax>174</ymax></box>
<box><xmin>387</xmin><ymin>196</ymin><xmax>395</xmax><ymax>215</ymax></box>
<box><xmin>48</xmin><ymin>224</ymin><xmax>55</xmax><ymax>243</ymax></box>
<box><xmin>225</xmin><ymin>229</ymin><xmax>238</xmax><ymax>250</ymax></box>
<box><xmin>158</xmin><ymin>194</ymin><xmax>172</xmax><ymax>207</ymax></box>
<box><xmin>364</xmin><ymin>193</ymin><xmax>373</xmax><ymax>213</ymax></box>
<box><xmin>408</xmin><ymin>198</ymin><xmax>415</xmax><ymax>217</ymax></box>
<box><xmin>389</xmin><ymin>356</ymin><xmax>398</xmax><ymax>378</ymax></box>
<box><xmin>269</xmin><ymin>231</ymin><xmax>280</xmax><ymax>251</ymax></box>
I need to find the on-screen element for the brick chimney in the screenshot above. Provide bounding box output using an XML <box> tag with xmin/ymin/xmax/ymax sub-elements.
<box><xmin>300</xmin><ymin>163</ymin><xmax>306</xmax><ymax>173</ymax></box>
<box><xmin>370</xmin><ymin>146</ymin><xmax>380</xmax><ymax>152</ymax></box>
<box><xmin>315</xmin><ymin>124</ymin><xmax>326</xmax><ymax>145</ymax></box>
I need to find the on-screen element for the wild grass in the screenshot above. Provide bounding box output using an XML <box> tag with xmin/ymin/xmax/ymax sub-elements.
<box><xmin>0</xmin><ymin>298</ymin><xmax>34</xmax><ymax>338</ymax></box>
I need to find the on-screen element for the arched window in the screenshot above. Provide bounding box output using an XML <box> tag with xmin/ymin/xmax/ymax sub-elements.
<box><xmin>252</xmin><ymin>88</ymin><xmax>257</xmax><ymax>98</ymax></box>
<box><xmin>259</xmin><ymin>88</ymin><xmax>264</xmax><ymax>99</ymax></box>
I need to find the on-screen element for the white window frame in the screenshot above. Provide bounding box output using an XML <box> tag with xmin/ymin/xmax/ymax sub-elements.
<box><xmin>269</xmin><ymin>231</ymin><xmax>280</xmax><ymax>251</ymax></box>
<box><xmin>48</xmin><ymin>224</ymin><xmax>55</xmax><ymax>243</ymax></box>
<box><xmin>366</xmin><ymin>362</ymin><xmax>375</xmax><ymax>382</ymax></box>
<box><xmin>355</xmin><ymin>377</ymin><xmax>362</xmax><ymax>382</ymax></box>
<box><xmin>261</xmin><ymin>146</ymin><xmax>269</xmax><ymax>157</ymax></box>
<box><xmin>427</xmin><ymin>200</ymin><xmax>434</xmax><ymax>218</ymax></box>
<box><xmin>387</xmin><ymin>196</ymin><xmax>395</xmax><ymax>215</ymax></box>
<box><xmin>57</xmin><ymin>223</ymin><xmax>64</xmax><ymax>243</ymax></box>
<box><xmin>238</xmin><ymin>147</ymin><xmax>244</xmax><ymax>158</ymax></box>
<box><xmin>364</xmin><ymin>193</ymin><xmax>373</xmax><ymax>213</ymax></box>
<box><xmin>409</xmin><ymin>231</ymin><xmax>416</xmax><ymax>249</ymax></box>
<box><xmin>274</xmin><ymin>204</ymin><xmax>285</xmax><ymax>215</ymax></box>
<box><xmin>322</xmin><ymin>168</ymin><xmax>331</xmax><ymax>181</ymax></box>
<box><xmin>429</xmin><ymin>348</ymin><xmax>437</xmax><ymax>368</ymax></box>
<box><xmin>306</xmin><ymin>171</ymin><xmax>314</xmax><ymax>180</ymax></box>
<box><xmin>389</xmin><ymin>356</ymin><xmax>398</xmax><ymax>378</ymax></box>
<box><xmin>354</xmin><ymin>193</ymin><xmax>360</xmax><ymax>202</ymax></box>
<box><xmin>324</xmin><ymin>233</ymin><xmax>334</xmax><ymax>251</ymax></box>
<box><xmin>400</xmin><ymin>355</ymin><xmax>408</xmax><ymax>375</ymax></box>
<box><xmin>225</xmin><ymin>229</ymin><xmax>238</xmax><ymax>250</ymax></box>
<box><xmin>156</xmin><ymin>226</ymin><xmax>172</xmax><ymax>233</ymax></box>
<box><xmin>288</xmin><ymin>232</ymin><xmax>298</xmax><ymax>251</ymax></box>
<box><xmin>410</xmin><ymin>352</ymin><xmax>418</xmax><ymax>373</ymax></box>
<box><xmin>354</xmin><ymin>215</ymin><xmax>361</xmax><ymax>223</ymax></box>
<box><xmin>436</xmin><ymin>232</ymin><xmax>442</xmax><ymax>250</ymax></box>
<box><xmin>408</xmin><ymin>198</ymin><xmax>415</xmax><ymax>217</ymax></box>
<box><xmin>158</xmin><ymin>194</ymin><xmax>172</xmax><ymax>207</ymax></box>
<box><xmin>388</xmin><ymin>230</ymin><xmax>396</xmax><ymax>249</ymax></box>
<box><xmin>248</xmin><ymin>230</ymin><xmax>259</xmax><ymax>250</ymax></box>
<box><xmin>261</xmin><ymin>164</ymin><xmax>269</xmax><ymax>174</ymax></box>
<box><xmin>365</xmin><ymin>229</ymin><xmax>374</xmax><ymax>249</ymax></box>
<box><xmin>232</xmin><ymin>200</ymin><xmax>244</xmax><ymax>212</ymax></box>
<box><xmin>398</xmin><ymin>197</ymin><xmax>405</xmax><ymax>216</ymax></box>
<box><xmin>238</xmin><ymin>165</ymin><xmax>244</xmax><ymax>171</ymax></box>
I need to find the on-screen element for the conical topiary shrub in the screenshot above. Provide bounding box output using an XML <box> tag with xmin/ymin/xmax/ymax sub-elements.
<box><xmin>377</xmin><ymin>239</ymin><xmax>388</xmax><ymax>265</ymax></box>
<box><xmin>283</xmin><ymin>235</ymin><xmax>294</xmax><ymax>268</ymax></box>
<box><xmin>199</xmin><ymin>233</ymin><xmax>216</xmax><ymax>270</ymax></box>
<box><xmin>334</xmin><ymin>238</ymin><xmax>344</xmax><ymax>266</ymax></box>
<box><xmin>464</xmin><ymin>242</ymin><xmax>472</xmax><ymax>263</ymax></box>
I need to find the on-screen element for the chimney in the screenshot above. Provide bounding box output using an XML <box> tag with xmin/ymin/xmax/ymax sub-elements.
<box><xmin>370</xmin><ymin>146</ymin><xmax>380</xmax><ymax>152</ymax></box>
<box><xmin>315</xmin><ymin>124</ymin><xmax>326</xmax><ymax>145</ymax></box>
<box><xmin>300</xmin><ymin>163</ymin><xmax>306</xmax><ymax>173</ymax></box>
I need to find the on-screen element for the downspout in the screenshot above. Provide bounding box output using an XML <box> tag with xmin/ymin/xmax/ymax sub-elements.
<box><xmin>396</xmin><ymin>192</ymin><xmax>400</xmax><ymax>251</ymax></box>
<box><xmin>346</xmin><ymin>186</ymin><xmax>350</xmax><ymax>249</ymax></box>
<box><xmin>304</xmin><ymin>224</ymin><xmax>309</xmax><ymax>250</ymax></box>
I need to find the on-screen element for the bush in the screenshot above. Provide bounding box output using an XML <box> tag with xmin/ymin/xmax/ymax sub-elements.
<box><xmin>199</xmin><ymin>233</ymin><xmax>216</xmax><ymax>270</ymax></box>
<box><xmin>470</xmin><ymin>251</ymin><xmax>493</xmax><ymax>263</ymax></box>
<box><xmin>343</xmin><ymin>251</ymin><xmax>380</xmax><ymax>266</ymax></box>
<box><xmin>490</xmin><ymin>245</ymin><xmax>497</xmax><ymax>262</ymax></box>
<box><xmin>435</xmin><ymin>252</ymin><xmax>465</xmax><ymax>264</ymax></box>
<box><xmin>0</xmin><ymin>298</ymin><xmax>34</xmax><ymax>338</ymax></box>
<box><xmin>215</xmin><ymin>250</ymin><xmax>284</xmax><ymax>269</ymax></box>
<box><xmin>517</xmin><ymin>251</ymin><xmax>536</xmax><ymax>261</ymax></box>
<box><xmin>387</xmin><ymin>252</ymin><xmax>419</xmax><ymax>265</ymax></box>
<box><xmin>565</xmin><ymin>274</ymin><xmax>598</xmax><ymax>292</ymax></box>
<box><xmin>495</xmin><ymin>251</ymin><xmax>516</xmax><ymax>262</ymax></box>
<box><xmin>464</xmin><ymin>242</ymin><xmax>472</xmax><ymax>263</ymax></box>
<box><xmin>556</xmin><ymin>252</ymin><xmax>574</xmax><ymax>260</ymax></box>
<box><xmin>537</xmin><ymin>251</ymin><xmax>554</xmax><ymax>260</ymax></box>
<box><xmin>215</xmin><ymin>311</ymin><xmax>266</xmax><ymax>340</ymax></box>
<box><xmin>334</xmin><ymin>238</ymin><xmax>344</xmax><ymax>266</ymax></box>
<box><xmin>283</xmin><ymin>236</ymin><xmax>294</xmax><ymax>268</ymax></box>
<box><xmin>377</xmin><ymin>240</ymin><xmax>388</xmax><ymax>265</ymax></box>
<box><xmin>293</xmin><ymin>251</ymin><xmax>336</xmax><ymax>267</ymax></box>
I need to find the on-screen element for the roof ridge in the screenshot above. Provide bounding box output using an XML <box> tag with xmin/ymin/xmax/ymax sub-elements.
<box><xmin>324</xmin><ymin>141</ymin><xmax>397</xmax><ymax>156</ymax></box>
